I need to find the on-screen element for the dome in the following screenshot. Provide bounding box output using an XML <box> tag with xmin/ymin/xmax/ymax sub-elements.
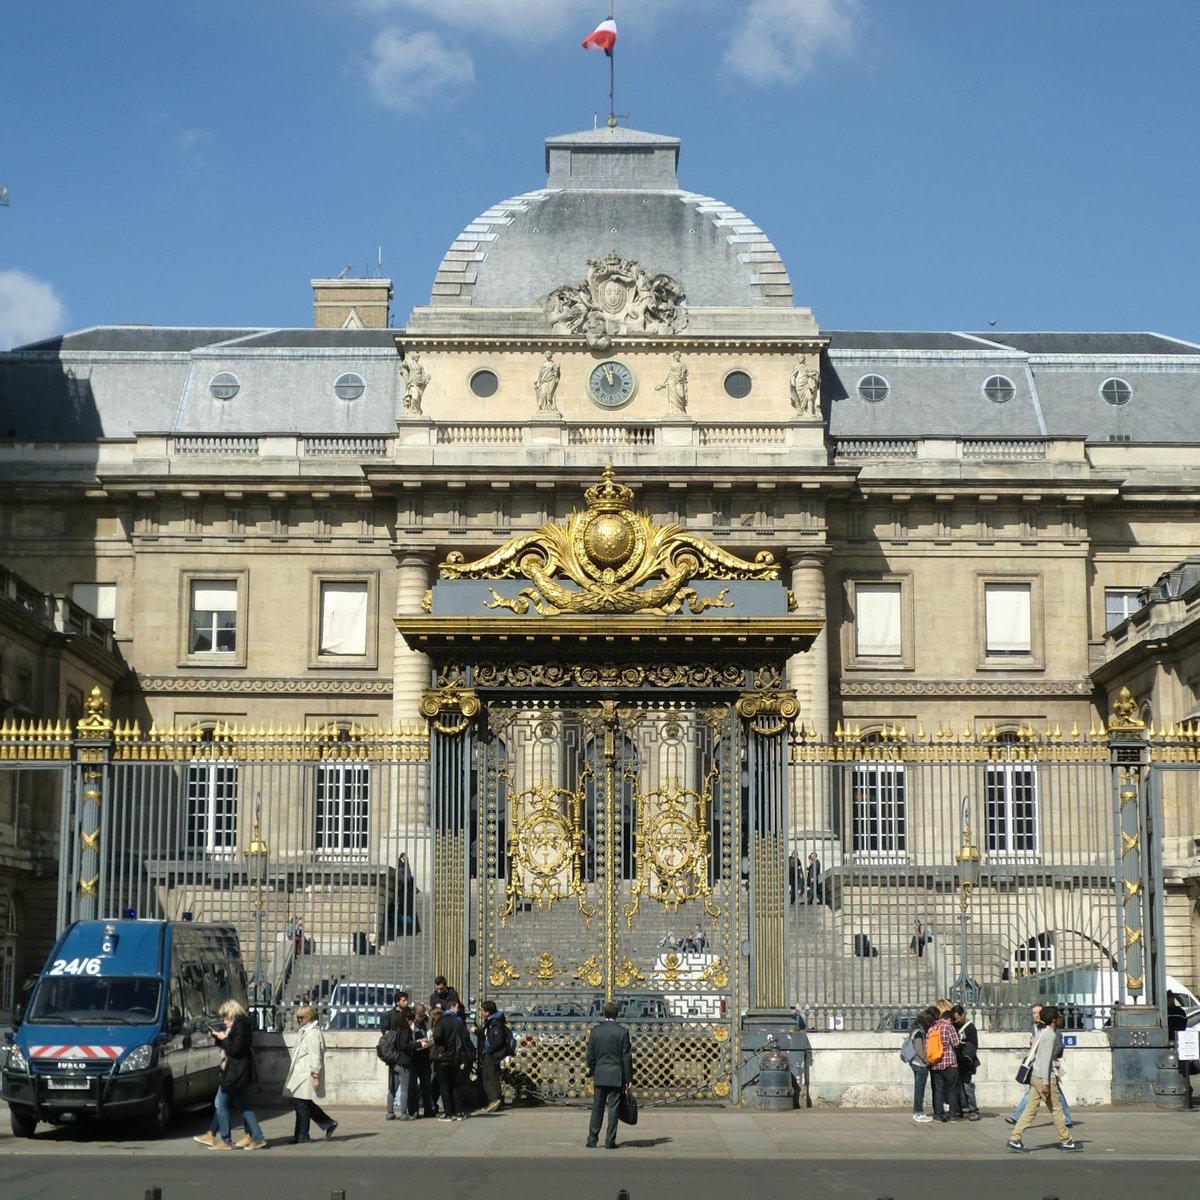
<box><xmin>429</xmin><ymin>127</ymin><xmax>793</xmax><ymax>311</ymax></box>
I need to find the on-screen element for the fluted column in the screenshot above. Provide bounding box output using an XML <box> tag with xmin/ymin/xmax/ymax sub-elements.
<box><xmin>392</xmin><ymin>551</ymin><xmax>434</xmax><ymax>727</ymax></box>
<box><xmin>786</xmin><ymin>549</ymin><xmax>830</xmax><ymax>739</ymax></box>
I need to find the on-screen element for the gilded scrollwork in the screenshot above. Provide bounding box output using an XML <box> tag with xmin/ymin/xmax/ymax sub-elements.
<box><xmin>440</xmin><ymin>467</ymin><xmax>776</xmax><ymax>617</ymax></box>
<box><xmin>1109</xmin><ymin>685</ymin><xmax>1146</xmax><ymax>731</ymax></box>
<box><xmin>488</xmin><ymin>957</ymin><xmax>521</xmax><ymax>988</ymax></box>
<box><xmin>736</xmin><ymin>688</ymin><xmax>800</xmax><ymax>737</ymax></box>
<box><xmin>502</xmin><ymin>771</ymin><xmax>595</xmax><ymax>923</ymax></box>
<box><xmin>531</xmin><ymin>952</ymin><xmax>567</xmax><ymax>984</ymax></box>
<box><xmin>624</xmin><ymin>764</ymin><xmax>720</xmax><ymax>925</ymax></box>
<box><xmin>615</xmin><ymin>957</ymin><xmax>646</xmax><ymax>988</ymax></box>
<box><xmin>471</xmin><ymin>661</ymin><xmax>749</xmax><ymax>690</ymax></box>
<box><xmin>418</xmin><ymin>683</ymin><xmax>480</xmax><ymax>735</ymax></box>
<box><xmin>574</xmin><ymin>955</ymin><xmax>604</xmax><ymax>988</ymax></box>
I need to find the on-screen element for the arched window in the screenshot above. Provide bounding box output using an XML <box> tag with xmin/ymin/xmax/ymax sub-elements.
<box><xmin>985</xmin><ymin>731</ymin><xmax>1038</xmax><ymax>858</ymax></box>
<box><xmin>1011</xmin><ymin>932</ymin><xmax>1054</xmax><ymax>977</ymax></box>
<box><xmin>850</xmin><ymin>733</ymin><xmax>906</xmax><ymax>858</ymax></box>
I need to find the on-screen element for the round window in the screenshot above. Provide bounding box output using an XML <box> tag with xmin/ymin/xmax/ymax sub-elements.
<box><xmin>1100</xmin><ymin>377</ymin><xmax>1133</xmax><ymax>406</ymax></box>
<box><xmin>723</xmin><ymin>370</ymin><xmax>752</xmax><ymax>399</ymax></box>
<box><xmin>470</xmin><ymin>369</ymin><xmax>499</xmax><ymax>399</ymax></box>
<box><xmin>857</xmin><ymin>374</ymin><xmax>890</xmax><ymax>402</ymax></box>
<box><xmin>209</xmin><ymin>372</ymin><xmax>240</xmax><ymax>401</ymax></box>
<box><xmin>333</xmin><ymin>372</ymin><xmax>365</xmax><ymax>401</ymax></box>
<box><xmin>983</xmin><ymin>375</ymin><xmax>1016</xmax><ymax>403</ymax></box>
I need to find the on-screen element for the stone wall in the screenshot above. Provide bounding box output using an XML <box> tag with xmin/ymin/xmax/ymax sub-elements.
<box><xmin>248</xmin><ymin>1029</ymin><xmax>1115</xmax><ymax>1109</ymax></box>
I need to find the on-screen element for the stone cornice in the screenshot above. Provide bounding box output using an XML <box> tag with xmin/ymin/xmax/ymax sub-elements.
<box><xmin>840</xmin><ymin>678</ymin><xmax>1094</xmax><ymax>698</ymax></box>
<box><xmin>129</xmin><ymin>675</ymin><xmax>393</xmax><ymax>696</ymax></box>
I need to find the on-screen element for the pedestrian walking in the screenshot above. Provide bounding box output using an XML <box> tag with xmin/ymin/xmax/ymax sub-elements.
<box><xmin>585</xmin><ymin>1000</ymin><xmax>633</xmax><ymax>1149</ymax></box>
<box><xmin>1007</xmin><ymin>1006</ymin><xmax>1080</xmax><ymax>1152</ymax></box>
<box><xmin>284</xmin><ymin>1004</ymin><xmax>338</xmax><ymax>1143</ymax></box>
<box><xmin>1007</xmin><ymin>1002</ymin><xmax>1074</xmax><ymax>1128</ymax></box>
<box><xmin>192</xmin><ymin>999</ymin><xmax>267</xmax><ymax>1150</ymax></box>
<box><xmin>477</xmin><ymin>999</ymin><xmax>511</xmax><ymax>1113</ymax></box>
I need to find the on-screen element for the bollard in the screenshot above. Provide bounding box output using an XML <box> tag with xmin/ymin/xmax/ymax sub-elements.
<box><xmin>331</xmin><ymin>1191</ymin><xmax>346</xmax><ymax>1200</ymax></box>
<box><xmin>145</xmin><ymin>1190</ymin><xmax>163</xmax><ymax>1200</ymax></box>
<box><xmin>751</xmin><ymin>1048</ymin><xmax>794</xmax><ymax>1110</ymax></box>
<box><xmin>617</xmin><ymin>1191</ymin><xmax>630</xmax><ymax>1200</ymax></box>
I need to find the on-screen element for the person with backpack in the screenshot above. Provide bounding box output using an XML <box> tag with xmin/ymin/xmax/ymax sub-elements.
<box><xmin>902</xmin><ymin>1005</ymin><xmax>938</xmax><ymax>1124</ymax></box>
<box><xmin>430</xmin><ymin>1000</ymin><xmax>473</xmax><ymax>1121</ymax></box>
<box><xmin>379</xmin><ymin>1004</ymin><xmax>415</xmax><ymax>1120</ymax></box>
<box><xmin>1007</xmin><ymin>1005</ymin><xmax>1080</xmax><ymax>1153</ymax></box>
<box><xmin>926</xmin><ymin>1006</ymin><xmax>962</xmax><ymax>1121</ymax></box>
<box><xmin>477</xmin><ymin>998</ymin><xmax>513</xmax><ymax>1113</ymax></box>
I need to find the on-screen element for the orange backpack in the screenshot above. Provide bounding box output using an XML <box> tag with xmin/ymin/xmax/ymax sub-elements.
<box><xmin>924</xmin><ymin>1022</ymin><xmax>944</xmax><ymax>1064</ymax></box>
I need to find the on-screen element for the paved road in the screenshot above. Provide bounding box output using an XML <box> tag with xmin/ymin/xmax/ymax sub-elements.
<box><xmin>3</xmin><ymin>1103</ymin><xmax>1198</xmax><ymax>1200</ymax></box>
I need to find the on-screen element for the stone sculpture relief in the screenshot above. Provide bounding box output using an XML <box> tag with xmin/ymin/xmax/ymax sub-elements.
<box><xmin>545</xmin><ymin>250</ymin><xmax>687</xmax><ymax>349</ymax></box>
<box><xmin>399</xmin><ymin>352</ymin><xmax>430</xmax><ymax>416</ymax></box>
<box><xmin>790</xmin><ymin>363</ymin><xmax>821</xmax><ymax>419</ymax></box>
<box><xmin>534</xmin><ymin>351</ymin><xmax>561</xmax><ymax>413</ymax></box>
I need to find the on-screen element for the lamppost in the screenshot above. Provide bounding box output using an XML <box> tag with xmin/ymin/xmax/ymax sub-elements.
<box><xmin>951</xmin><ymin>796</ymin><xmax>981</xmax><ymax>1006</ymax></box>
<box><xmin>244</xmin><ymin>798</ymin><xmax>269</xmax><ymax>1019</ymax></box>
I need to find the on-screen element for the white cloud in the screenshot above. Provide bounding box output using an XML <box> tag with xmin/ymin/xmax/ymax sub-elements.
<box><xmin>724</xmin><ymin>0</ymin><xmax>862</xmax><ymax>85</ymax></box>
<box><xmin>365</xmin><ymin>27</ymin><xmax>476</xmax><ymax>111</ymax></box>
<box><xmin>0</xmin><ymin>270</ymin><xmax>68</xmax><ymax>349</ymax></box>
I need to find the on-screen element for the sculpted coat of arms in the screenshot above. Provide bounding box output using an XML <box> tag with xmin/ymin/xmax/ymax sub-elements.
<box><xmin>544</xmin><ymin>250</ymin><xmax>687</xmax><ymax>349</ymax></box>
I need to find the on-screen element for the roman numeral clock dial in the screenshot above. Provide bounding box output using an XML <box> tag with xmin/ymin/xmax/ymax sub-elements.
<box><xmin>587</xmin><ymin>359</ymin><xmax>638</xmax><ymax>409</ymax></box>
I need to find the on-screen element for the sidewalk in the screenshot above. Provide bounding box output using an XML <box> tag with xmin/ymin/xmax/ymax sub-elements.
<box><xmin>3</xmin><ymin>1100</ymin><xmax>1198</xmax><ymax>1159</ymax></box>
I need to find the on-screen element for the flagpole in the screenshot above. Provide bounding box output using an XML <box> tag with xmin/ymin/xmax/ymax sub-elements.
<box><xmin>608</xmin><ymin>3</ymin><xmax>616</xmax><ymax>128</ymax></box>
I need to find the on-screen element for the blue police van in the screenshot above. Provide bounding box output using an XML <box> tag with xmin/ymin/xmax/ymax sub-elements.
<box><xmin>1</xmin><ymin>918</ymin><xmax>247</xmax><ymax>1138</ymax></box>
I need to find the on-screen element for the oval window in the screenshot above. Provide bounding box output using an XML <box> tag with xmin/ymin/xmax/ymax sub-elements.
<box><xmin>983</xmin><ymin>375</ymin><xmax>1016</xmax><ymax>403</ymax></box>
<box><xmin>857</xmin><ymin>374</ymin><xmax>890</xmax><ymax>403</ymax></box>
<box><xmin>209</xmin><ymin>372</ymin><xmax>240</xmax><ymax>401</ymax></box>
<box><xmin>723</xmin><ymin>370</ymin><xmax>752</xmax><ymax>399</ymax></box>
<box><xmin>470</xmin><ymin>369</ymin><xmax>499</xmax><ymax>399</ymax></box>
<box><xmin>1100</xmin><ymin>378</ymin><xmax>1132</xmax><ymax>406</ymax></box>
<box><xmin>333</xmin><ymin>372</ymin><xmax>365</xmax><ymax>401</ymax></box>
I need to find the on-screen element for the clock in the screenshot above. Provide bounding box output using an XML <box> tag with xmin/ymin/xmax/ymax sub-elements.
<box><xmin>587</xmin><ymin>359</ymin><xmax>637</xmax><ymax>409</ymax></box>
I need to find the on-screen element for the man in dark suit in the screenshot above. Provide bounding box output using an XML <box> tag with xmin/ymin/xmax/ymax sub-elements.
<box><xmin>585</xmin><ymin>1000</ymin><xmax>633</xmax><ymax>1149</ymax></box>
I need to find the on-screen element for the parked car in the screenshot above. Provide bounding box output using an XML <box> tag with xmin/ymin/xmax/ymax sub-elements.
<box><xmin>322</xmin><ymin>981</ymin><xmax>404</xmax><ymax>1029</ymax></box>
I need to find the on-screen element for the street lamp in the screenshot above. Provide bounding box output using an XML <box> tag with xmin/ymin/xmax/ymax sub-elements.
<box><xmin>244</xmin><ymin>797</ymin><xmax>269</xmax><ymax>1016</ymax></box>
<box><xmin>951</xmin><ymin>795</ymin><xmax>981</xmax><ymax>1006</ymax></box>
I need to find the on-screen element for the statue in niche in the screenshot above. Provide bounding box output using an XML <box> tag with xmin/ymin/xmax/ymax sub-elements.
<box><xmin>790</xmin><ymin>363</ymin><xmax>821</xmax><ymax>419</ymax></box>
<box><xmin>656</xmin><ymin>351</ymin><xmax>689</xmax><ymax>414</ymax></box>
<box><xmin>535</xmin><ymin>351</ymin><xmax>561</xmax><ymax>413</ymax></box>
<box><xmin>544</xmin><ymin>250</ymin><xmax>687</xmax><ymax>348</ymax></box>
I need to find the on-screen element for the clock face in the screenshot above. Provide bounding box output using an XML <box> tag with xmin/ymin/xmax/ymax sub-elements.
<box><xmin>588</xmin><ymin>360</ymin><xmax>637</xmax><ymax>409</ymax></box>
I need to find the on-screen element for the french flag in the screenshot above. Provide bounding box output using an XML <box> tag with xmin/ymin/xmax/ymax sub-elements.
<box><xmin>581</xmin><ymin>18</ymin><xmax>617</xmax><ymax>56</ymax></box>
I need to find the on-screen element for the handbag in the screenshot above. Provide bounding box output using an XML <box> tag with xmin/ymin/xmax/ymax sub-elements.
<box><xmin>1015</xmin><ymin>1062</ymin><xmax>1032</xmax><ymax>1085</ymax></box>
<box><xmin>617</xmin><ymin>1088</ymin><xmax>639</xmax><ymax>1126</ymax></box>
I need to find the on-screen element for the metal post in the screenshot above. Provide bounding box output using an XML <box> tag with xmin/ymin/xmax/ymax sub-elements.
<box><xmin>950</xmin><ymin>796</ymin><xmax>980</xmax><ymax>1006</ymax></box>
<box><xmin>244</xmin><ymin>799</ymin><xmax>269</xmax><ymax>1012</ymax></box>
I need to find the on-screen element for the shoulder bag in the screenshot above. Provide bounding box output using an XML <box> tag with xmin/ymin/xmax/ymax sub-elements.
<box><xmin>617</xmin><ymin>1087</ymin><xmax>639</xmax><ymax>1126</ymax></box>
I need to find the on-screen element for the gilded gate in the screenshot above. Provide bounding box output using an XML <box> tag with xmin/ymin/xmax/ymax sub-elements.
<box><xmin>402</xmin><ymin>468</ymin><xmax>819</xmax><ymax>1102</ymax></box>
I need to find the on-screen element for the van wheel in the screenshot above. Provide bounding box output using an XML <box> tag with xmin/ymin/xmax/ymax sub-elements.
<box><xmin>10</xmin><ymin>1107</ymin><xmax>37</xmax><ymax>1138</ymax></box>
<box><xmin>143</xmin><ymin>1088</ymin><xmax>173</xmax><ymax>1139</ymax></box>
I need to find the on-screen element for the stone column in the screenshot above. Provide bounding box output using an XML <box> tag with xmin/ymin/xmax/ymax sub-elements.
<box><xmin>786</xmin><ymin>549</ymin><xmax>830</xmax><ymax>739</ymax></box>
<box><xmin>392</xmin><ymin>551</ymin><xmax>434</xmax><ymax>727</ymax></box>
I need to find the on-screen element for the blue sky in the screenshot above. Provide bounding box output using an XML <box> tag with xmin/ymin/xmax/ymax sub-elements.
<box><xmin>3</xmin><ymin>0</ymin><xmax>1199</xmax><ymax>347</ymax></box>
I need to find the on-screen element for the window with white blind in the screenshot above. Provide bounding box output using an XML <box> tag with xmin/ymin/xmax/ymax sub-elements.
<box><xmin>189</xmin><ymin>581</ymin><xmax>238</xmax><ymax>654</ymax></box>
<box><xmin>71</xmin><ymin>582</ymin><xmax>116</xmax><ymax>630</ymax></box>
<box><xmin>984</xmin><ymin>582</ymin><xmax>1032</xmax><ymax>655</ymax></box>
<box><xmin>319</xmin><ymin>581</ymin><xmax>369</xmax><ymax>656</ymax></box>
<box><xmin>854</xmin><ymin>583</ymin><xmax>902</xmax><ymax>657</ymax></box>
<box><xmin>315</xmin><ymin>762</ymin><xmax>370</xmax><ymax>855</ymax></box>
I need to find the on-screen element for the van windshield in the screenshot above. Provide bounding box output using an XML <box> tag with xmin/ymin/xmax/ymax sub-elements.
<box><xmin>27</xmin><ymin>977</ymin><xmax>162</xmax><ymax>1025</ymax></box>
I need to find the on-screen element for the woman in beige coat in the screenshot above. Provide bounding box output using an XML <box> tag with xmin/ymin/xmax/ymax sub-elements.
<box><xmin>284</xmin><ymin>1005</ymin><xmax>338</xmax><ymax>1143</ymax></box>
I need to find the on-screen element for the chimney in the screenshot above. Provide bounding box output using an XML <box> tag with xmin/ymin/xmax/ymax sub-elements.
<box><xmin>311</xmin><ymin>277</ymin><xmax>393</xmax><ymax>329</ymax></box>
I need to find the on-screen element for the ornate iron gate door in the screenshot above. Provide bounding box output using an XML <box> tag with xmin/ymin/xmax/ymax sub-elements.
<box><xmin>477</xmin><ymin>696</ymin><xmax>740</xmax><ymax>1103</ymax></box>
